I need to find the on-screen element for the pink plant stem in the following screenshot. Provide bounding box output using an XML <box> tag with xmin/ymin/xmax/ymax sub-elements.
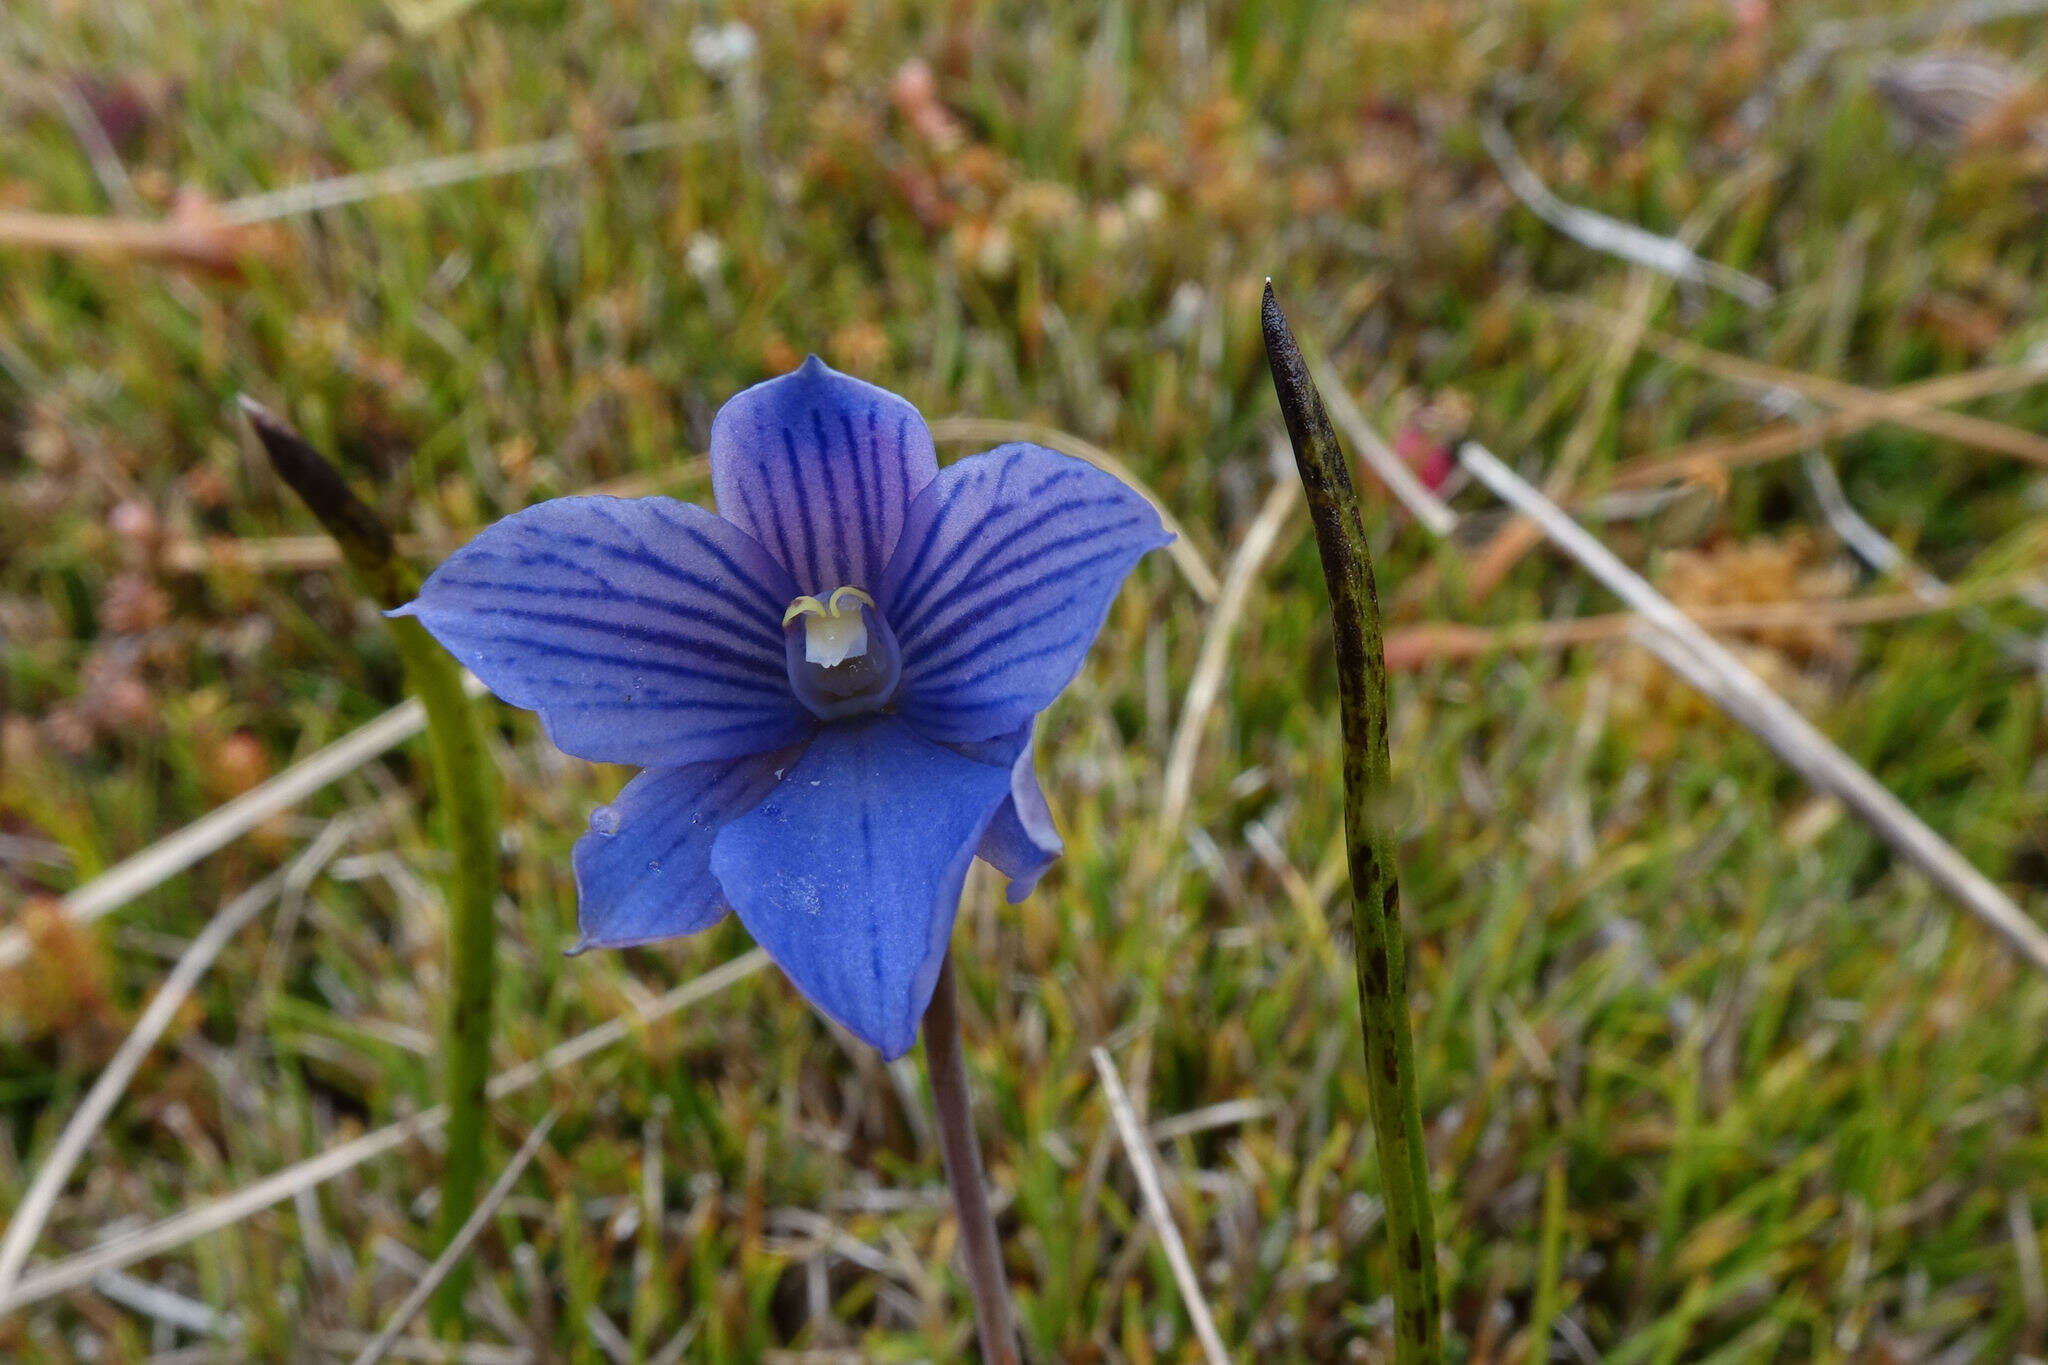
<box><xmin>923</xmin><ymin>952</ymin><xmax>1020</xmax><ymax>1365</ymax></box>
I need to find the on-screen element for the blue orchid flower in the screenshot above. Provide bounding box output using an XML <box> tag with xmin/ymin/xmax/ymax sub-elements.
<box><xmin>394</xmin><ymin>358</ymin><xmax>1169</xmax><ymax>1058</ymax></box>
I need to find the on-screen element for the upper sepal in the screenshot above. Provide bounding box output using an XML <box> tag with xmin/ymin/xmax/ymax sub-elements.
<box><xmin>709</xmin><ymin>356</ymin><xmax>939</xmax><ymax>597</ymax></box>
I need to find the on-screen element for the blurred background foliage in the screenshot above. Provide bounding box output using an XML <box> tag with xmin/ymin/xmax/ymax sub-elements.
<box><xmin>4</xmin><ymin>0</ymin><xmax>2048</xmax><ymax>1359</ymax></box>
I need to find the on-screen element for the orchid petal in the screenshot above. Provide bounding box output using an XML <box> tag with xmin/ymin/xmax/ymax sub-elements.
<box><xmin>571</xmin><ymin>748</ymin><xmax>792</xmax><ymax>950</ymax></box>
<box><xmin>983</xmin><ymin>750</ymin><xmax>1063</xmax><ymax>904</ymax></box>
<box><xmin>710</xmin><ymin>356</ymin><xmax>938</xmax><ymax>596</ymax></box>
<box><xmin>393</xmin><ymin>496</ymin><xmax>811</xmax><ymax>767</ymax></box>
<box><xmin>879</xmin><ymin>443</ymin><xmax>1171</xmax><ymax>744</ymax></box>
<box><xmin>947</xmin><ymin>722</ymin><xmax>1064</xmax><ymax>902</ymax></box>
<box><xmin>708</xmin><ymin>716</ymin><xmax>1012</xmax><ymax>1058</ymax></box>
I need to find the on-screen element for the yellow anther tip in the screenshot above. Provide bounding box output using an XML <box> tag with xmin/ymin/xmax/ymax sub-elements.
<box><xmin>782</xmin><ymin>595</ymin><xmax>827</xmax><ymax>627</ymax></box>
<box><xmin>785</xmin><ymin>586</ymin><xmax>874</xmax><ymax>629</ymax></box>
<box><xmin>827</xmin><ymin>585</ymin><xmax>877</xmax><ymax>616</ymax></box>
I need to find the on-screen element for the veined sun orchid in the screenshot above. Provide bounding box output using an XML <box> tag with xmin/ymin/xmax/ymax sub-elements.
<box><xmin>395</xmin><ymin>358</ymin><xmax>1169</xmax><ymax>1058</ymax></box>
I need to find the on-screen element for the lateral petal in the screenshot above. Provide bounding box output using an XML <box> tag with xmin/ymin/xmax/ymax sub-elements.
<box><xmin>571</xmin><ymin>748</ymin><xmax>794</xmax><ymax>951</ymax></box>
<box><xmin>880</xmin><ymin>443</ymin><xmax>1169</xmax><ymax>743</ymax></box>
<box><xmin>948</xmin><ymin>722</ymin><xmax>1064</xmax><ymax>903</ymax></box>
<box><xmin>393</xmin><ymin>496</ymin><xmax>811</xmax><ymax>767</ymax></box>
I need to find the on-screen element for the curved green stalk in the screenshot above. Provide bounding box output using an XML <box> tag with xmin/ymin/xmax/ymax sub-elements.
<box><xmin>389</xmin><ymin>611</ymin><xmax>499</xmax><ymax>1330</ymax></box>
<box><xmin>1259</xmin><ymin>289</ymin><xmax>1443</xmax><ymax>1362</ymax></box>
<box><xmin>241</xmin><ymin>398</ymin><xmax>499</xmax><ymax>1332</ymax></box>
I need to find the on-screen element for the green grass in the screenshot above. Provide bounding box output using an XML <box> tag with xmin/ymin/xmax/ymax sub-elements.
<box><xmin>5</xmin><ymin>0</ymin><xmax>2048</xmax><ymax>1359</ymax></box>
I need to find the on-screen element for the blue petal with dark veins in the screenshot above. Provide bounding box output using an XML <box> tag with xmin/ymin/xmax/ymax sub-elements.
<box><xmin>393</xmin><ymin>496</ymin><xmax>811</xmax><ymax>766</ymax></box>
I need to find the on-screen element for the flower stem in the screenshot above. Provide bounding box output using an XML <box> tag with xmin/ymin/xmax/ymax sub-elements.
<box><xmin>1259</xmin><ymin>287</ymin><xmax>1444</xmax><ymax>1363</ymax></box>
<box><xmin>241</xmin><ymin>397</ymin><xmax>500</xmax><ymax>1333</ymax></box>
<box><xmin>923</xmin><ymin>953</ymin><xmax>1019</xmax><ymax>1365</ymax></box>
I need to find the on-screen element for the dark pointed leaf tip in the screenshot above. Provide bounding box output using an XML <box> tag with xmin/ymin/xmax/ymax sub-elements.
<box><xmin>238</xmin><ymin>393</ymin><xmax>396</xmax><ymax>565</ymax></box>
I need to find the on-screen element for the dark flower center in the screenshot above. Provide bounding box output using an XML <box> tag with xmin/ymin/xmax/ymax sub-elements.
<box><xmin>783</xmin><ymin>586</ymin><xmax>902</xmax><ymax>721</ymax></box>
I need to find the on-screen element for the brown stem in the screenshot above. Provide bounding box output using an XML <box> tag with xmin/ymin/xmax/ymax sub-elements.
<box><xmin>923</xmin><ymin>953</ymin><xmax>1019</xmax><ymax>1365</ymax></box>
